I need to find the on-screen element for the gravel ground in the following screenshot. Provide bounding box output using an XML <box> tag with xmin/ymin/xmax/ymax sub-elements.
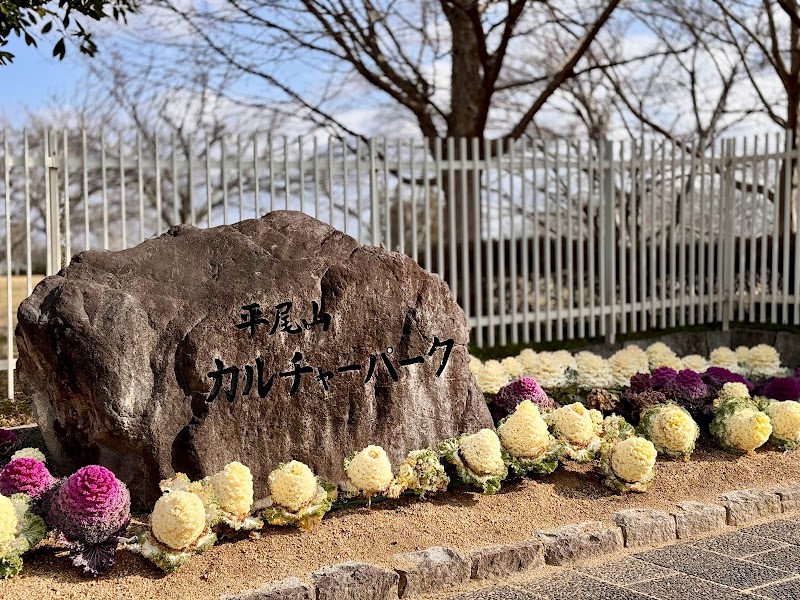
<box><xmin>3</xmin><ymin>438</ymin><xmax>800</xmax><ymax>600</ymax></box>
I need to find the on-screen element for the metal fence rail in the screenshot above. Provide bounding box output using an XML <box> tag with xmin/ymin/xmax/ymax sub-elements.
<box><xmin>1</xmin><ymin>130</ymin><xmax>798</xmax><ymax>399</ymax></box>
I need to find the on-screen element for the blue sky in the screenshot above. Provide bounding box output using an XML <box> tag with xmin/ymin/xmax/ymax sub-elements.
<box><xmin>0</xmin><ymin>37</ymin><xmax>83</xmax><ymax>114</ymax></box>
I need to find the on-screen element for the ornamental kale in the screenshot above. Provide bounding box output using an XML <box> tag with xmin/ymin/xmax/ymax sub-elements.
<box><xmin>761</xmin><ymin>377</ymin><xmax>800</xmax><ymax>401</ymax></box>
<box><xmin>491</xmin><ymin>377</ymin><xmax>556</xmax><ymax>423</ymax></box>
<box><xmin>47</xmin><ymin>465</ymin><xmax>130</xmax><ymax>577</ymax></box>
<box><xmin>0</xmin><ymin>458</ymin><xmax>55</xmax><ymax>501</ymax></box>
<box><xmin>0</xmin><ymin>429</ymin><xmax>16</xmax><ymax>462</ymax></box>
<box><xmin>702</xmin><ymin>367</ymin><xmax>755</xmax><ymax>395</ymax></box>
<box><xmin>622</xmin><ymin>368</ymin><xmax>715</xmax><ymax>426</ymax></box>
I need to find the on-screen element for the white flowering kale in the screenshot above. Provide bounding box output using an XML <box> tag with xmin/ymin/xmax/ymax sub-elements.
<box><xmin>637</xmin><ymin>403</ymin><xmax>700</xmax><ymax>460</ymax></box>
<box><xmin>741</xmin><ymin>345</ymin><xmax>784</xmax><ymax>379</ymax></box>
<box><xmin>439</xmin><ymin>429</ymin><xmax>508</xmax><ymax>495</ymax></box>
<box><xmin>710</xmin><ymin>397</ymin><xmax>772</xmax><ymax>454</ymax></box>
<box><xmin>474</xmin><ymin>360</ymin><xmax>510</xmax><ymax>395</ymax></box>
<box><xmin>608</xmin><ymin>346</ymin><xmax>649</xmax><ymax>388</ymax></box>
<box><xmin>261</xmin><ymin>461</ymin><xmax>336</xmax><ymax>530</ymax></box>
<box><xmin>709</xmin><ymin>346</ymin><xmax>741</xmax><ymax>372</ymax></box>
<box><xmin>497</xmin><ymin>401</ymin><xmax>563</xmax><ymax>477</ymax></box>
<box><xmin>645</xmin><ymin>342</ymin><xmax>683</xmax><ymax>370</ymax></box>
<box><xmin>760</xmin><ymin>400</ymin><xmax>800</xmax><ymax>451</ymax></box>
<box><xmin>545</xmin><ymin>403</ymin><xmax>602</xmax><ymax>462</ymax></box>
<box><xmin>388</xmin><ymin>449</ymin><xmax>450</xmax><ymax>499</ymax></box>
<box><xmin>574</xmin><ymin>352</ymin><xmax>614</xmax><ymax>390</ymax></box>
<box><xmin>599</xmin><ymin>437</ymin><xmax>657</xmax><ymax>494</ymax></box>
<box><xmin>0</xmin><ymin>493</ymin><xmax>47</xmax><ymax>579</ymax></box>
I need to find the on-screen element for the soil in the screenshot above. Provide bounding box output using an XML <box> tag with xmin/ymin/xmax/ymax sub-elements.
<box><xmin>4</xmin><ymin>438</ymin><xmax>800</xmax><ymax>599</ymax></box>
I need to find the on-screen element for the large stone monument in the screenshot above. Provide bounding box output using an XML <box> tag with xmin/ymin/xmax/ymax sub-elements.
<box><xmin>16</xmin><ymin>211</ymin><xmax>492</xmax><ymax>506</ymax></box>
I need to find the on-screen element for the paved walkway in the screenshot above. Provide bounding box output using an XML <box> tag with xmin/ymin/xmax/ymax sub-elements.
<box><xmin>448</xmin><ymin>517</ymin><xmax>800</xmax><ymax>599</ymax></box>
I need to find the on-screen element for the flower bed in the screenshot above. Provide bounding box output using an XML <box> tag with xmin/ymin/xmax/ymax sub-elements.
<box><xmin>0</xmin><ymin>341</ymin><xmax>799</xmax><ymax>589</ymax></box>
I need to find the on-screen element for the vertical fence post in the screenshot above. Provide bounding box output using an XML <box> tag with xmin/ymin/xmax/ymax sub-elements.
<box><xmin>4</xmin><ymin>129</ymin><xmax>14</xmax><ymax>400</ymax></box>
<box><xmin>721</xmin><ymin>139</ymin><xmax>736</xmax><ymax>331</ymax></box>
<box><xmin>369</xmin><ymin>139</ymin><xmax>380</xmax><ymax>246</ymax></box>
<box><xmin>45</xmin><ymin>129</ymin><xmax>62</xmax><ymax>274</ymax></box>
<box><xmin>600</xmin><ymin>140</ymin><xmax>616</xmax><ymax>344</ymax></box>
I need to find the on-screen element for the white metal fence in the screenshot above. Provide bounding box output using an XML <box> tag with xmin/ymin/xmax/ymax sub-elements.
<box><xmin>1</xmin><ymin>130</ymin><xmax>799</xmax><ymax>399</ymax></box>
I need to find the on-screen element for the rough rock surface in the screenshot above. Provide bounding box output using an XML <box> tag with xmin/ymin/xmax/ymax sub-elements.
<box><xmin>672</xmin><ymin>501</ymin><xmax>727</xmax><ymax>539</ymax></box>
<box><xmin>393</xmin><ymin>547</ymin><xmax>470</xmax><ymax>597</ymax></box>
<box><xmin>312</xmin><ymin>562</ymin><xmax>399</xmax><ymax>600</ymax></box>
<box><xmin>536</xmin><ymin>521</ymin><xmax>624</xmax><ymax>565</ymax></box>
<box><xmin>15</xmin><ymin>211</ymin><xmax>491</xmax><ymax>506</ymax></box>
<box><xmin>612</xmin><ymin>508</ymin><xmax>676</xmax><ymax>548</ymax></box>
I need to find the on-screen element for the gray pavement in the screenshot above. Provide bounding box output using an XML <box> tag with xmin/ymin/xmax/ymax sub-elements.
<box><xmin>447</xmin><ymin>518</ymin><xmax>800</xmax><ymax>599</ymax></box>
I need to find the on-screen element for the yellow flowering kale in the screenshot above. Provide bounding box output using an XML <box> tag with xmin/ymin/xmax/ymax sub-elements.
<box><xmin>210</xmin><ymin>462</ymin><xmax>254</xmax><ymax>518</ymax></box>
<box><xmin>599</xmin><ymin>436</ymin><xmax>657</xmax><ymax>493</ymax></box>
<box><xmin>637</xmin><ymin>403</ymin><xmax>700</xmax><ymax>460</ymax></box>
<box><xmin>151</xmin><ymin>491</ymin><xmax>206</xmax><ymax>550</ymax></box>
<box><xmin>0</xmin><ymin>493</ymin><xmax>47</xmax><ymax>579</ymax></box>
<box><xmin>497</xmin><ymin>401</ymin><xmax>563</xmax><ymax>477</ymax></box>
<box><xmin>127</xmin><ymin>488</ymin><xmax>218</xmax><ymax>574</ymax></box>
<box><xmin>439</xmin><ymin>429</ymin><xmax>508</xmax><ymax>495</ymax></box>
<box><xmin>762</xmin><ymin>400</ymin><xmax>800</xmax><ymax>451</ymax></box>
<box><xmin>388</xmin><ymin>449</ymin><xmax>450</xmax><ymax>499</ymax></box>
<box><xmin>262</xmin><ymin>462</ymin><xmax>336</xmax><ymax>530</ymax></box>
<box><xmin>546</xmin><ymin>403</ymin><xmax>602</xmax><ymax>462</ymax></box>
<box><xmin>344</xmin><ymin>445</ymin><xmax>394</xmax><ymax>501</ymax></box>
<box><xmin>710</xmin><ymin>397</ymin><xmax>772</xmax><ymax>453</ymax></box>
<box><xmin>159</xmin><ymin>466</ymin><xmax>262</xmax><ymax>534</ymax></box>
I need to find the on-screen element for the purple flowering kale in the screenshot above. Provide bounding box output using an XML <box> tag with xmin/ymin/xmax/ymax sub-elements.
<box><xmin>663</xmin><ymin>370</ymin><xmax>709</xmax><ymax>402</ymax></box>
<box><xmin>761</xmin><ymin>377</ymin><xmax>800</xmax><ymax>401</ymax></box>
<box><xmin>0</xmin><ymin>458</ymin><xmax>55</xmax><ymax>500</ymax></box>
<box><xmin>623</xmin><ymin>368</ymin><xmax>714</xmax><ymax>426</ymax></box>
<box><xmin>47</xmin><ymin>465</ymin><xmax>131</xmax><ymax>577</ymax></box>
<box><xmin>620</xmin><ymin>389</ymin><xmax>668</xmax><ymax>423</ymax></box>
<box><xmin>0</xmin><ymin>428</ymin><xmax>16</xmax><ymax>461</ymax></box>
<box><xmin>702</xmin><ymin>367</ymin><xmax>754</xmax><ymax>395</ymax></box>
<box><xmin>627</xmin><ymin>372</ymin><xmax>655</xmax><ymax>394</ymax></box>
<box><xmin>650</xmin><ymin>367</ymin><xmax>679</xmax><ymax>389</ymax></box>
<box><xmin>490</xmin><ymin>376</ymin><xmax>556</xmax><ymax>423</ymax></box>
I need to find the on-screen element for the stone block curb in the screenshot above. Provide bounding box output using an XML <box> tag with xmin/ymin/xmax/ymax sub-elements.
<box><xmin>393</xmin><ymin>547</ymin><xmax>470</xmax><ymax>598</ymax></box>
<box><xmin>719</xmin><ymin>489</ymin><xmax>782</xmax><ymax>526</ymax></box>
<box><xmin>612</xmin><ymin>509</ymin><xmax>676</xmax><ymax>548</ymax></box>
<box><xmin>671</xmin><ymin>501</ymin><xmax>728</xmax><ymax>540</ymax></box>
<box><xmin>312</xmin><ymin>562</ymin><xmax>399</xmax><ymax>600</ymax></box>
<box><xmin>219</xmin><ymin>577</ymin><xmax>314</xmax><ymax>600</ymax></box>
<box><xmin>217</xmin><ymin>484</ymin><xmax>800</xmax><ymax>599</ymax></box>
<box><xmin>536</xmin><ymin>520</ymin><xmax>624</xmax><ymax>565</ymax></box>
<box><xmin>774</xmin><ymin>485</ymin><xmax>800</xmax><ymax>514</ymax></box>
<box><xmin>469</xmin><ymin>540</ymin><xmax>545</xmax><ymax>580</ymax></box>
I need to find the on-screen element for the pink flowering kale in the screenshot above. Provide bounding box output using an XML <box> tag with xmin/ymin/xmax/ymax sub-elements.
<box><xmin>0</xmin><ymin>458</ymin><xmax>55</xmax><ymax>500</ymax></box>
<box><xmin>47</xmin><ymin>465</ymin><xmax>131</xmax><ymax>577</ymax></box>
<box><xmin>761</xmin><ymin>377</ymin><xmax>800</xmax><ymax>401</ymax></box>
<box><xmin>490</xmin><ymin>376</ymin><xmax>556</xmax><ymax>422</ymax></box>
<box><xmin>0</xmin><ymin>428</ymin><xmax>16</xmax><ymax>461</ymax></box>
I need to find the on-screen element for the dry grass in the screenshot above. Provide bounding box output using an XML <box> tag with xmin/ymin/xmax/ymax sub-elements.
<box><xmin>0</xmin><ymin>275</ymin><xmax>44</xmax><ymax>352</ymax></box>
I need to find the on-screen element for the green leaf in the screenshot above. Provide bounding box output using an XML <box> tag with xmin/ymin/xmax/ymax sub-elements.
<box><xmin>53</xmin><ymin>38</ymin><xmax>65</xmax><ymax>59</ymax></box>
